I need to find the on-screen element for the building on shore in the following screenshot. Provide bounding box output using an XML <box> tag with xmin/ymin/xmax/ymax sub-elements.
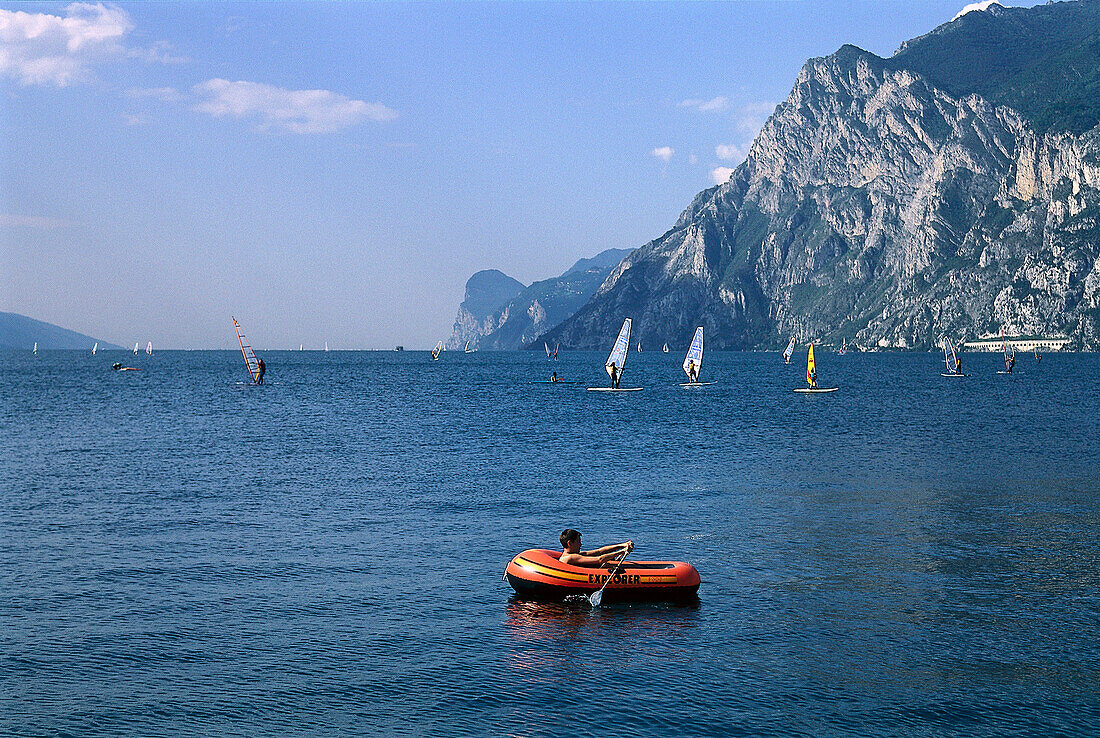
<box><xmin>962</xmin><ymin>335</ymin><xmax>1071</xmax><ymax>352</ymax></box>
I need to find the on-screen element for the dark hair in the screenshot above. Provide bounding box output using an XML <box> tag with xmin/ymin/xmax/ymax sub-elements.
<box><xmin>560</xmin><ymin>529</ymin><xmax>580</xmax><ymax>547</ymax></box>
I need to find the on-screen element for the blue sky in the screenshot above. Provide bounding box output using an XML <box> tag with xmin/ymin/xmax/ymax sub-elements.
<box><xmin>1</xmin><ymin>1</ymin><xmax>1038</xmax><ymax>348</ymax></box>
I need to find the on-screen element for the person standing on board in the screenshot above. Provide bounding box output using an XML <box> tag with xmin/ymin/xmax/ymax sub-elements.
<box><xmin>955</xmin><ymin>356</ymin><xmax>962</xmax><ymax>375</ymax></box>
<box><xmin>609</xmin><ymin>363</ymin><xmax>620</xmax><ymax>389</ymax></box>
<box><xmin>558</xmin><ymin>529</ymin><xmax>633</xmax><ymax>567</ymax></box>
<box><xmin>687</xmin><ymin>360</ymin><xmax>698</xmax><ymax>383</ymax></box>
<box><xmin>808</xmin><ymin>366</ymin><xmax>817</xmax><ymax>388</ymax></box>
<box><xmin>256</xmin><ymin>356</ymin><xmax>266</xmax><ymax>385</ymax></box>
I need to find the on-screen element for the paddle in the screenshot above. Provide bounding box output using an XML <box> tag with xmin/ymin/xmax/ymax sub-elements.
<box><xmin>589</xmin><ymin>547</ymin><xmax>630</xmax><ymax>607</ymax></box>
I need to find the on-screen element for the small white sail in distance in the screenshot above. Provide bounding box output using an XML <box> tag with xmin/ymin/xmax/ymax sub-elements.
<box><xmin>783</xmin><ymin>337</ymin><xmax>795</xmax><ymax>363</ymax></box>
<box><xmin>683</xmin><ymin>327</ymin><xmax>703</xmax><ymax>381</ymax></box>
<box><xmin>146</xmin><ymin>341</ymin><xmax>152</xmax><ymax>355</ymax></box>
<box><xmin>133</xmin><ymin>342</ymin><xmax>139</xmax><ymax>354</ymax></box>
<box><xmin>606</xmin><ymin>318</ymin><xmax>632</xmax><ymax>379</ymax></box>
<box><xmin>33</xmin><ymin>342</ymin><xmax>37</xmax><ymax>355</ymax></box>
<box><xmin>431</xmin><ymin>340</ymin><xmax>443</xmax><ymax>360</ymax></box>
<box><xmin>943</xmin><ymin>337</ymin><xmax>958</xmax><ymax>373</ymax></box>
<box><xmin>91</xmin><ymin>342</ymin><xmax>98</xmax><ymax>355</ymax></box>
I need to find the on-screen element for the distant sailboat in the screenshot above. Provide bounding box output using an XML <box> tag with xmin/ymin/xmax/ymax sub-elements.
<box><xmin>588</xmin><ymin>318</ymin><xmax>640</xmax><ymax>392</ymax></box>
<box><xmin>681</xmin><ymin>327</ymin><xmax>712</xmax><ymax>386</ymax></box>
<box><xmin>794</xmin><ymin>343</ymin><xmax>838</xmax><ymax>393</ymax></box>
<box><xmin>553</xmin><ymin>343</ymin><xmax>559</xmax><ymax>359</ymax></box>
<box><xmin>324</xmin><ymin>342</ymin><xmax>329</xmax><ymax>352</ymax></box>
<box><xmin>32</xmin><ymin>342</ymin><xmax>37</xmax><ymax>355</ymax></box>
<box><xmin>545</xmin><ymin>342</ymin><xmax>552</xmax><ymax>359</ymax></box>
<box><xmin>431</xmin><ymin>340</ymin><xmax>443</xmax><ymax>360</ymax></box>
<box><xmin>464</xmin><ymin>340</ymin><xmax>475</xmax><ymax>353</ymax></box>
<box><xmin>637</xmin><ymin>341</ymin><xmax>642</xmax><ymax>352</ymax></box>
<box><xmin>232</xmin><ymin>317</ymin><xmax>262</xmax><ymax>384</ymax></box>
<box><xmin>133</xmin><ymin>342</ymin><xmax>139</xmax><ymax>355</ymax></box>
<box><xmin>91</xmin><ymin>342</ymin><xmax>98</xmax><ymax>355</ymax></box>
<box><xmin>299</xmin><ymin>344</ymin><xmax>304</xmax><ymax>351</ymax></box>
<box><xmin>783</xmin><ymin>337</ymin><xmax>795</xmax><ymax>365</ymax></box>
<box><xmin>662</xmin><ymin>343</ymin><xmax>669</xmax><ymax>353</ymax></box>
<box><xmin>1034</xmin><ymin>348</ymin><xmax>1041</xmax><ymax>363</ymax></box>
<box><xmin>941</xmin><ymin>337</ymin><xmax>966</xmax><ymax>377</ymax></box>
<box><xmin>146</xmin><ymin>341</ymin><xmax>152</xmax><ymax>356</ymax></box>
<box><xmin>838</xmin><ymin>338</ymin><xmax>848</xmax><ymax>355</ymax></box>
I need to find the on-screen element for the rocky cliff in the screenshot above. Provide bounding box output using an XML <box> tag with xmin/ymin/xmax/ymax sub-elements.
<box><xmin>540</xmin><ymin>0</ymin><xmax>1100</xmax><ymax>350</ymax></box>
<box><xmin>448</xmin><ymin>248</ymin><xmax>632</xmax><ymax>350</ymax></box>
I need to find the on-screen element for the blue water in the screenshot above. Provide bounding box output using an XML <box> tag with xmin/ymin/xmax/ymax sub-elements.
<box><xmin>3</xmin><ymin>349</ymin><xmax>1099</xmax><ymax>736</ymax></box>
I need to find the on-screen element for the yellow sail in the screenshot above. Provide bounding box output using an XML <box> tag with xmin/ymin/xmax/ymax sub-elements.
<box><xmin>806</xmin><ymin>343</ymin><xmax>816</xmax><ymax>385</ymax></box>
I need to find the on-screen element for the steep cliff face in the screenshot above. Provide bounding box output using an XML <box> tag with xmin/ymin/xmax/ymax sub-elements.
<box><xmin>541</xmin><ymin>0</ymin><xmax>1100</xmax><ymax>350</ymax></box>
<box><xmin>448</xmin><ymin>248</ymin><xmax>632</xmax><ymax>350</ymax></box>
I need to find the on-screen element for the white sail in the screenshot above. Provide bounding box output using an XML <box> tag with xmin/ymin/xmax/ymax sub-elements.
<box><xmin>146</xmin><ymin>341</ymin><xmax>152</xmax><ymax>355</ymax></box>
<box><xmin>91</xmin><ymin>342</ymin><xmax>98</xmax><ymax>355</ymax></box>
<box><xmin>32</xmin><ymin>342</ymin><xmax>37</xmax><ymax>355</ymax></box>
<box><xmin>682</xmin><ymin>327</ymin><xmax>703</xmax><ymax>380</ymax></box>
<box><xmin>662</xmin><ymin>343</ymin><xmax>669</xmax><ymax>353</ymax></box>
<box><xmin>943</xmin><ymin>337</ymin><xmax>959</xmax><ymax>373</ymax></box>
<box><xmin>299</xmin><ymin>344</ymin><xmax>303</xmax><ymax>351</ymax></box>
<box><xmin>324</xmin><ymin>342</ymin><xmax>329</xmax><ymax>352</ymax></box>
<box><xmin>431</xmin><ymin>340</ymin><xmax>443</xmax><ymax>360</ymax></box>
<box><xmin>606</xmin><ymin>318</ymin><xmax>631</xmax><ymax>379</ymax></box>
<box><xmin>783</xmin><ymin>337</ymin><xmax>795</xmax><ymax>363</ymax></box>
<box><xmin>133</xmin><ymin>342</ymin><xmax>139</xmax><ymax>354</ymax></box>
<box><xmin>545</xmin><ymin>342</ymin><xmax>552</xmax><ymax>358</ymax></box>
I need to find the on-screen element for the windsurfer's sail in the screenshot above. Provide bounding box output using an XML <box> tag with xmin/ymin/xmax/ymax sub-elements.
<box><xmin>1000</xmin><ymin>329</ymin><xmax>1015</xmax><ymax>372</ymax></box>
<box><xmin>133</xmin><ymin>342</ymin><xmax>139</xmax><ymax>354</ymax></box>
<box><xmin>943</xmin><ymin>337</ymin><xmax>959</xmax><ymax>374</ymax></box>
<box><xmin>146</xmin><ymin>341</ymin><xmax>152</xmax><ymax>355</ymax></box>
<box><xmin>683</xmin><ymin>327</ymin><xmax>703</xmax><ymax>382</ymax></box>
<box><xmin>32</xmin><ymin>342</ymin><xmax>37</xmax><ymax>355</ymax></box>
<box><xmin>545</xmin><ymin>342</ymin><xmax>552</xmax><ymax>359</ymax></box>
<box><xmin>783</xmin><ymin>337</ymin><xmax>795</xmax><ymax>364</ymax></box>
<box><xmin>553</xmin><ymin>343</ymin><xmax>559</xmax><ymax>359</ymax></box>
<box><xmin>233</xmin><ymin>318</ymin><xmax>261</xmax><ymax>383</ymax></box>
<box><xmin>806</xmin><ymin>344</ymin><xmax>816</xmax><ymax>385</ymax></box>
<box><xmin>431</xmin><ymin>340</ymin><xmax>443</xmax><ymax>360</ymax></box>
<box><xmin>464</xmin><ymin>340</ymin><xmax>474</xmax><ymax>353</ymax></box>
<box><xmin>606</xmin><ymin>318</ymin><xmax>632</xmax><ymax>380</ymax></box>
<box><xmin>663</xmin><ymin>343</ymin><xmax>669</xmax><ymax>353</ymax></box>
<box><xmin>91</xmin><ymin>342</ymin><xmax>97</xmax><ymax>355</ymax></box>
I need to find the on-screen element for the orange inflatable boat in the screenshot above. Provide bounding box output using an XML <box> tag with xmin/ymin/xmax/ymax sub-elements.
<box><xmin>505</xmin><ymin>548</ymin><xmax>700</xmax><ymax>602</ymax></box>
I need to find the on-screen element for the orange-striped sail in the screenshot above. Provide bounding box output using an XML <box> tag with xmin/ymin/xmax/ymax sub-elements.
<box><xmin>233</xmin><ymin>317</ymin><xmax>260</xmax><ymax>383</ymax></box>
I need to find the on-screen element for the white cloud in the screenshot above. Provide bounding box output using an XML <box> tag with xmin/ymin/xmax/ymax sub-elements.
<box><xmin>952</xmin><ymin>1</ymin><xmax>1002</xmax><ymax>21</ymax></box>
<box><xmin>679</xmin><ymin>96</ymin><xmax>730</xmax><ymax>113</ymax></box>
<box><xmin>715</xmin><ymin>143</ymin><xmax>750</xmax><ymax>162</ymax></box>
<box><xmin>651</xmin><ymin>146</ymin><xmax>674</xmax><ymax>162</ymax></box>
<box><xmin>0</xmin><ymin>3</ymin><xmax>133</xmax><ymax>86</ymax></box>
<box><xmin>192</xmin><ymin>79</ymin><xmax>398</xmax><ymax>134</ymax></box>
<box><xmin>710</xmin><ymin>167</ymin><xmax>735</xmax><ymax>185</ymax></box>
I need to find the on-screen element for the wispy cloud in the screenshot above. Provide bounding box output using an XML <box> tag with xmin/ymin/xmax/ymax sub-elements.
<box><xmin>651</xmin><ymin>146</ymin><xmax>674</xmax><ymax>162</ymax></box>
<box><xmin>715</xmin><ymin>143</ymin><xmax>749</xmax><ymax>162</ymax></box>
<box><xmin>0</xmin><ymin>3</ymin><xmax>133</xmax><ymax>86</ymax></box>
<box><xmin>127</xmin><ymin>86</ymin><xmax>185</xmax><ymax>103</ymax></box>
<box><xmin>679</xmin><ymin>96</ymin><xmax>730</xmax><ymax>113</ymax></box>
<box><xmin>192</xmin><ymin>79</ymin><xmax>398</xmax><ymax>134</ymax></box>
<box><xmin>710</xmin><ymin>167</ymin><xmax>735</xmax><ymax>185</ymax></box>
<box><xmin>0</xmin><ymin>214</ymin><xmax>72</xmax><ymax>228</ymax></box>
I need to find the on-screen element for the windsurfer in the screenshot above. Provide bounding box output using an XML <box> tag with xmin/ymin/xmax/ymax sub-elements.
<box><xmin>609</xmin><ymin>363</ymin><xmax>620</xmax><ymax>389</ymax></box>
<box><xmin>256</xmin><ymin>356</ymin><xmax>266</xmax><ymax>384</ymax></box>
<box><xmin>955</xmin><ymin>357</ymin><xmax>962</xmax><ymax>375</ymax></box>
<box><xmin>687</xmin><ymin>360</ymin><xmax>698</xmax><ymax>383</ymax></box>
<box><xmin>559</xmin><ymin>529</ymin><xmax>633</xmax><ymax>567</ymax></box>
<box><xmin>808</xmin><ymin>367</ymin><xmax>817</xmax><ymax>388</ymax></box>
<box><xmin>1007</xmin><ymin>355</ymin><xmax>1015</xmax><ymax>373</ymax></box>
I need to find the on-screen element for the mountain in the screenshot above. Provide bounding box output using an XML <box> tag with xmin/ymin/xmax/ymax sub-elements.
<box><xmin>0</xmin><ymin>312</ymin><xmax>122</xmax><ymax>350</ymax></box>
<box><xmin>448</xmin><ymin>248</ymin><xmax>632</xmax><ymax>350</ymax></box>
<box><xmin>540</xmin><ymin>0</ymin><xmax>1100</xmax><ymax>351</ymax></box>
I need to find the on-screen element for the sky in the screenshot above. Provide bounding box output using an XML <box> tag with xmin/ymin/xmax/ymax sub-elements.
<box><xmin>0</xmin><ymin>1</ymin><xmax>1041</xmax><ymax>349</ymax></box>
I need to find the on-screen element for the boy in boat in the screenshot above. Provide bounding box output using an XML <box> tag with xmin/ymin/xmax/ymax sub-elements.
<box><xmin>559</xmin><ymin>529</ymin><xmax>633</xmax><ymax>567</ymax></box>
<box><xmin>256</xmin><ymin>356</ymin><xmax>266</xmax><ymax>384</ymax></box>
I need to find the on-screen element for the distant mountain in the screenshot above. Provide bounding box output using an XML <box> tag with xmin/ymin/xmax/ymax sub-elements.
<box><xmin>540</xmin><ymin>0</ymin><xmax>1100</xmax><ymax>350</ymax></box>
<box><xmin>448</xmin><ymin>248</ymin><xmax>632</xmax><ymax>350</ymax></box>
<box><xmin>0</xmin><ymin>312</ymin><xmax>121</xmax><ymax>350</ymax></box>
